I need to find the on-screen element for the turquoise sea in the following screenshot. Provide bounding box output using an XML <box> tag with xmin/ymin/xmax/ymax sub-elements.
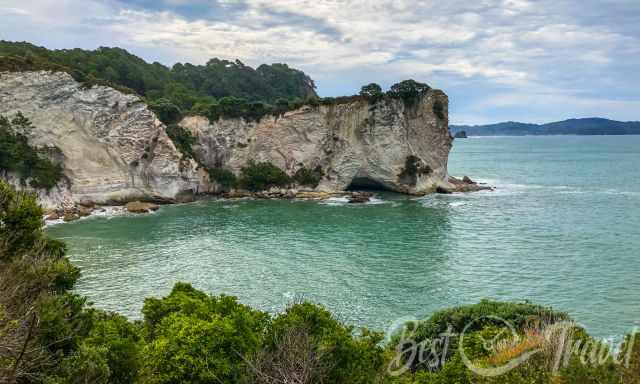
<box><xmin>48</xmin><ymin>136</ymin><xmax>640</xmax><ymax>339</ymax></box>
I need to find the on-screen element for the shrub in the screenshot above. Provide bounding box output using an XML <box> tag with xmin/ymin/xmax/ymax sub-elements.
<box><xmin>206</xmin><ymin>97</ymin><xmax>276</xmax><ymax>123</ymax></box>
<box><xmin>0</xmin><ymin>181</ymin><xmax>96</xmax><ymax>383</ymax></box>
<box><xmin>620</xmin><ymin>331</ymin><xmax>640</xmax><ymax>384</ymax></box>
<box><xmin>140</xmin><ymin>283</ymin><xmax>270</xmax><ymax>383</ymax></box>
<box><xmin>388</xmin><ymin>80</ymin><xmax>431</xmax><ymax>103</ymax></box>
<box><xmin>77</xmin><ymin>311</ymin><xmax>143</xmax><ymax>384</ymax></box>
<box><xmin>433</xmin><ymin>99</ymin><xmax>445</xmax><ymax>120</ymax></box>
<box><xmin>266</xmin><ymin>302</ymin><xmax>385</xmax><ymax>384</ymax></box>
<box><xmin>0</xmin><ymin>113</ymin><xmax>64</xmax><ymax>190</ymax></box>
<box><xmin>238</xmin><ymin>161</ymin><xmax>291</xmax><ymax>191</ymax></box>
<box><xmin>149</xmin><ymin>98</ymin><xmax>183</xmax><ymax>125</ymax></box>
<box><xmin>165</xmin><ymin>124</ymin><xmax>196</xmax><ymax>159</ymax></box>
<box><xmin>293</xmin><ymin>165</ymin><xmax>324</xmax><ymax>188</ymax></box>
<box><xmin>389</xmin><ymin>299</ymin><xmax>569</xmax><ymax>373</ymax></box>
<box><xmin>207</xmin><ymin>167</ymin><xmax>237</xmax><ymax>189</ymax></box>
<box><xmin>360</xmin><ymin>83</ymin><xmax>384</xmax><ymax>103</ymax></box>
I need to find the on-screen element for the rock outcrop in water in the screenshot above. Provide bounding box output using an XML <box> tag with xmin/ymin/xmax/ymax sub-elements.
<box><xmin>1</xmin><ymin>70</ymin><xmax>470</xmax><ymax>209</ymax></box>
<box><xmin>180</xmin><ymin>91</ymin><xmax>454</xmax><ymax>194</ymax></box>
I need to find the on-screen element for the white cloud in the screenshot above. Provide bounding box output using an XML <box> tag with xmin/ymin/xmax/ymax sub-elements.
<box><xmin>0</xmin><ymin>0</ymin><xmax>639</xmax><ymax>123</ymax></box>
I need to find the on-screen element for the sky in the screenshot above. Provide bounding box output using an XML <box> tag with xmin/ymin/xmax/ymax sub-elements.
<box><xmin>1</xmin><ymin>0</ymin><xmax>639</xmax><ymax>124</ymax></box>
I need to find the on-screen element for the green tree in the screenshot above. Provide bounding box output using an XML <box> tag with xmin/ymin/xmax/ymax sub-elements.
<box><xmin>360</xmin><ymin>83</ymin><xmax>384</xmax><ymax>103</ymax></box>
<box><xmin>238</xmin><ymin>161</ymin><xmax>291</xmax><ymax>191</ymax></box>
<box><xmin>293</xmin><ymin>166</ymin><xmax>324</xmax><ymax>188</ymax></box>
<box><xmin>0</xmin><ymin>114</ymin><xmax>63</xmax><ymax>191</ymax></box>
<box><xmin>148</xmin><ymin>98</ymin><xmax>183</xmax><ymax>125</ymax></box>
<box><xmin>266</xmin><ymin>302</ymin><xmax>386</xmax><ymax>384</ymax></box>
<box><xmin>140</xmin><ymin>283</ymin><xmax>270</xmax><ymax>384</ymax></box>
<box><xmin>388</xmin><ymin>80</ymin><xmax>431</xmax><ymax>103</ymax></box>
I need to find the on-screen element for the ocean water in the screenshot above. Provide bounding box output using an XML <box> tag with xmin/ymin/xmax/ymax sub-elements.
<box><xmin>48</xmin><ymin>135</ymin><xmax>640</xmax><ymax>339</ymax></box>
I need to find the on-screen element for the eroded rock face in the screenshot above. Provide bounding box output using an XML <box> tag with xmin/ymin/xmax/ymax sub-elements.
<box><xmin>181</xmin><ymin>91</ymin><xmax>454</xmax><ymax>194</ymax></box>
<box><xmin>0</xmin><ymin>71</ymin><xmax>208</xmax><ymax>208</ymax></box>
<box><xmin>1</xmin><ymin>71</ymin><xmax>460</xmax><ymax>209</ymax></box>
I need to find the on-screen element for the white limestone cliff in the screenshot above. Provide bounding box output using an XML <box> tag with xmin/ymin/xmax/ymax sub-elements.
<box><xmin>180</xmin><ymin>91</ymin><xmax>454</xmax><ymax>194</ymax></box>
<box><xmin>0</xmin><ymin>70</ymin><xmax>467</xmax><ymax>210</ymax></box>
<box><xmin>0</xmin><ymin>71</ymin><xmax>208</xmax><ymax>209</ymax></box>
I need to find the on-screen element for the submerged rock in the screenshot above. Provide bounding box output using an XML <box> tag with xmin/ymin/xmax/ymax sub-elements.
<box><xmin>45</xmin><ymin>211</ymin><xmax>61</xmax><ymax>221</ymax></box>
<box><xmin>63</xmin><ymin>212</ymin><xmax>79</xmax><ymax>222</ymax></box>
<box><xmin>447</xmin><ymin>176</ymin><xmax>493</xmax><ymax>193</ymax></box>
<box><xmin>462</xmin><ymin>176</ymin><xmax>476</xmax><ymax>184</ymax></box>
<box><xmin>78</xmin><ymin>206</ymin><xmax>93</xmax><ymax>217</ymax></box>
<box><xmin>348</xmin><ymin>192</ymin><xmax>373</xmax><ymax>204</ymax></box>
<box><xmin>126</xmin><ymin>201</ymin><xmax>160</xmax><ymax>214</ymax></box>
<box><xmin>295</xmin><ymin>191</ymin><xmax>335</xmax><ymax>199</ymax></box>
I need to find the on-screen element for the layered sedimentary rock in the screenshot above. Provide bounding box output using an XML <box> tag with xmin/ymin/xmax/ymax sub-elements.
<box><xmin>1</xmin><ymin>70</ymin><xmax>464</xmax><ymax>209</ymax></box>
<box><xmin>181</xmin><ymin>91</ymin><xmax>454</xmax><ymax>194</ymax></box>
<box><xmin>0</xmin><ymin>71</ymin><xmax>208</xmax><ymax>209</ymax></box>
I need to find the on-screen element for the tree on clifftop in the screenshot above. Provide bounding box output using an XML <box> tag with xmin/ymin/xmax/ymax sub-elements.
<box><xmin>388</xmin><ymin>79</ymin><xmax>431</xmax><ymax>102</ymax></box>
<box><xmin>359</xmin><ymin>83</ymin><xmax>384</xmax><ymax>103</ymax></box>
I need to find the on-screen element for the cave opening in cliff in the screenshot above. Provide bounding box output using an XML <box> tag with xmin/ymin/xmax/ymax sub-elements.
<box><xmin>346</xmin><ymin>177</ymin><xmax>394</xmax><ymax>192</ymax></box>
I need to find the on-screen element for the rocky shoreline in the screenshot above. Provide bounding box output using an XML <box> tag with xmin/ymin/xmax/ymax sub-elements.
<box><xmin>45</xmin><ymin>175</ymin><xmax>492</xmax><ymax>223</ymax></box>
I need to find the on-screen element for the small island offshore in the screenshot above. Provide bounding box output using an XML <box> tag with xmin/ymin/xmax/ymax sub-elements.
<box><xmin>1</xmin><ymin>34</ymin><xmax>639</xmax><ymax>384</ymax></box>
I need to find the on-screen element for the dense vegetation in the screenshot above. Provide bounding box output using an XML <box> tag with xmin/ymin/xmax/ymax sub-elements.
<box><xmin>293</xmin><ymin>166</ymin><xmax>325</xmax><ymax>188</ymax></box>
<box><xmin>164</xmin><ymin>124</ymin><xmax>197</xmax><ymax>160</ymax></box>
<box><xmin>1</xmin><ymin>41</ymin><xmax>440</xmax><ymax>126</ymax></box>
<box><xmin>239</xmin><ymin>161</ymin><xmax>292</xmax><ymax>191</ymax></box>
<box><xmin>1</xmin><ymin>180</ymin><xmax>639</xmax><ymax>383</ymax></box>
<box><xmin>0</xmin><ymin>113</ymin><xmax>63</xmax><ymax>190</ymax></box>
<box><xmin>0</xmin><ymin>41</ymin><xmax>316</xmax><ymax>125</ymax></box>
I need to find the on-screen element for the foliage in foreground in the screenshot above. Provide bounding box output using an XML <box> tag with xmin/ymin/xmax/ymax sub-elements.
<box><xmin>1</xmin><ymin>180</ymin><xmax>638</xmax><ymax>384</ymax></box>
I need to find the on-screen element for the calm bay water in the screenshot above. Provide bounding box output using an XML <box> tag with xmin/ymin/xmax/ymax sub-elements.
<box><xmin>48</xmin><ymin>136</ymin><xmax>640</xmax><ymax>338</ymax></box>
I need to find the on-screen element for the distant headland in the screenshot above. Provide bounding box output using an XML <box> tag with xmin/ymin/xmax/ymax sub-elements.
<box><xmin>450</xmin><ymin>118</ymin><xmax>640</xmax><ymax>136</ymax></box>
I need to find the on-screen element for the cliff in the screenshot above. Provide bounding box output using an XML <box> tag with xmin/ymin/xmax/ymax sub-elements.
<box><xmin>0</xmin><ymin>71</ymin><xmax>208</xmax><ymax>209</ymax></box>
<box><xmin>1</xmin><ymin>70</ymin><xmax>464</xmax><ymax>210</ymax></box>
<box><xmin>181</xmin><ymin>92</ymin><xmax>453</xmax><ymax>195</ymax></box>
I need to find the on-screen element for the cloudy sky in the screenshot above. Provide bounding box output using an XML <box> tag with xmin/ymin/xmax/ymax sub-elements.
<box><xmin>1</xmin><ymin>0</ymin><xmax>639</xmax><ymax>124</ymax></box>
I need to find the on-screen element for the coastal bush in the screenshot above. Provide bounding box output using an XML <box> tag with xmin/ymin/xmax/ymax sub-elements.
<box><xmin>293</xmin><ymin>165</ymin><xmax>324</xmax><ymax>188</ymax></box>
<box><xmin>0</xmin><ymin>180</ymin><xmax>91</xmax><ymax>383</ymax></box>
<box><xmin>165</xmin><ymin>124</ymin><xmax>196</xmax><ymax>159</ymax></box>
<box><xmin>620</xmin><ymin>331</ymin><xmax>640</xmax><ymax>383</ymax></box>
<box><xmin>0</xmin><ymin>113</ymin><xmax>64</xmax><ymax>190</ymax></box>
<box><xmin>238</xmin><ymin>161</ymin><xmax>292</xmax><ymax>191</ymax></box>
<box><xmin>389</xmin><ymin>299</ymin><xmax>569</xmax><ymax>374</ymax></box>
<box><xmin>360</xmin><ymin>83</ymin><xmax>384</xmax><ymax>103</ymax></box>
<box><xmin>388</xmin><ymin>80</ymin><xmax>431</xmax><ymax>103</ymax></box>
<box><xmin>149</xmin><ymin>98</ymin><xmax>183</xmax><ymax>125</ymax></box>
<box><xmin>207</xmin><ymin>167</ymin><xmax>237</xmax><ymax>189</ymax></box>
<box><xmin>204</xmin><ymin>97</ymin><xmax>276</xmax><ymax>123</ymax></box>
<box><xmin>140</xmin><ymin>283</ymin><xmax>270</xmax><ymax>383</ymax></box>
<box><xmin>265</xmin><ymin>302</ymin><xmax>386</xmax><ymax>384</ymax></box>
